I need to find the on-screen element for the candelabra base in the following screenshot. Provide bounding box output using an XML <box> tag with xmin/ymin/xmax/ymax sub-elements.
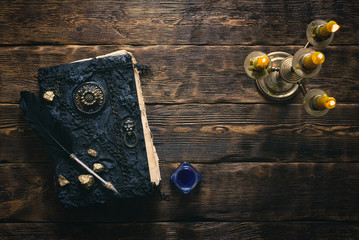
<box><xmin>255</xmin><ymin>52</ymin><xmax>300</xmax><ymax>101</ymax></box>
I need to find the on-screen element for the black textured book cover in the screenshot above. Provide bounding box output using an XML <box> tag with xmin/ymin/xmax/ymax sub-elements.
<box><xmin>37</xmin><ymin>51</ymin><xmax>159</xmax><ymax>207</ymax></box>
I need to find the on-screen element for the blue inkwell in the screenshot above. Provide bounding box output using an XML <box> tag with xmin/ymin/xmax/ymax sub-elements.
<box><xmin>171</xmin><ymin>162</ymin><xmax>201</xmax><ymax>194</ymax></box>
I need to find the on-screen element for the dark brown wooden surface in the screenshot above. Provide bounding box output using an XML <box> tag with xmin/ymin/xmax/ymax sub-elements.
<box><xmin>1</xmin><ymin>45</ymin><xmax>359</xmax><ymax>104</ymax></box>
<box><xmin>0</xmin><ymin>0</ymin><xmax>358</xmax><ymax>46</ymax></box>
<box><xmin>2</xmin><ymin>104</ymin><xmax>359</xmax><ymax>164</ymax></box>
<box><xmin>1</xmin><ymin>0</ymin><xmax>359</xmax><ymax>239</ymax></box>
<box><xmin>2</xmin><ymin>162</ymin><xmax>359</xmax><ymax>222</ymax></box>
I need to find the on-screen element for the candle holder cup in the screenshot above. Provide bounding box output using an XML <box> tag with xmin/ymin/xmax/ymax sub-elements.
<box><xmin>303</xmin><ymin>89</ymin><xmax>332</xmax><ymax>117</ymax></box>
<box><xmin>306</xmin><ymin>19</ymin><xmax>338</xmax><ymax>48</ymax></box>
<box><xmin>292</xmin><ymin>48</ymin><xmax>323</xmax><ymax>78</ymax></box>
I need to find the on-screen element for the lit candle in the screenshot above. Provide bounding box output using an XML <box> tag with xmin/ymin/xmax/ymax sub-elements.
<box><xmin>314</xmin><ymin>94</ymin><xmax>336</xmax><ymax>110</ymax></box>
<box><xmin>251</xmin><ymin>55</ymin><xmax>269</xmax><ymax>71</ymax></box>
<box><xmin>318</xmin><ymin>21</ymin><xmax>340</xmax><ymax>38</ymax></box>
<box><xmin>302</xmin><ymin>52</ymin><xmax>325</xmax><ymax>70</ymax></box>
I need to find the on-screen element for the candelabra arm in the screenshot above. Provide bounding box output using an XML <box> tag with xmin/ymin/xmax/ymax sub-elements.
<box><xmin>297</xmin><ymin>81</ymin><xmax>307</xmax><ymax>96</ymax></box>
<box><xmin>271</xmin><ymin>66</ymin><xmax>280</xmax><ymax>72</ymax></box>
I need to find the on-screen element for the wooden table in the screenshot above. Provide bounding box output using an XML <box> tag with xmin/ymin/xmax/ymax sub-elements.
<box><xmin>1</xmin><ymin>1</ymin><xmax>359</xmax><ymax>239</ymax></box>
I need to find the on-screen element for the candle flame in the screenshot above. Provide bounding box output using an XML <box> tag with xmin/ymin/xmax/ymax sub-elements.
<box><xmin>256</xmin><ymin>56</ymin><xmax>269</xmax><ymax>68</ymax></box>
<box><xmin>312</xmin><ymin>52</ymin><xmax>325</xmax><ymax>65</ymax></box>
<box><xmin>331</xmin><ymin>24</ymin><xmax>340</xmax><ymax>32</ymax></box>
<box><xmin>327</xmin><ymin>21</ymin><xmax>340</xmax><ymax>33</ymax></box>
<box><xmin>326</xmin><ymin>98</ymin><xmax>336</xmax><ymax>109</ymax></box>
<box><xmin>315</xmin><ymin>94</ymin><xmax>336</xmax><ymax>110</ymax></box>
<box><xmin>250</xmin><ymin>55</ymin><xmax>269</xmax><ymax>72</ymax></box>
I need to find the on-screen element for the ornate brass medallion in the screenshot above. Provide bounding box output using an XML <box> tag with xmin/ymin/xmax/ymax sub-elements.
<box><xmin>73</xmin><ymin>82</ymin><xmax>105</xmax><ymax>114</ymax></box>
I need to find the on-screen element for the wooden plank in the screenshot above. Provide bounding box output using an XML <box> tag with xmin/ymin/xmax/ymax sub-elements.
<box><xmin>1</xmin><ymin>162</ymin><xmax>359</xmax><ymax>222</ymax></box>
<box><xmin>1</xmin><ymin>103</ymin><xmax>358</xmax><ymax>164</ymax></box>
<box><xmin>0</xmin><ymin>0</ymin><xmax>357</xmax><ymax>45</ymax></box>
<box><xmin>1</xmin><ymin>222</ymin><xmax>359</xmax><ymax>240</ymax></box>
<box><xmin>0</xmin><ymin>45</ymin><xmax>358</xmax><ymax>104</ymax></box>
<box><xmin>149</xmin><ymin>103</ymin><xmax>359</xmax><ymax>163</ymax></box>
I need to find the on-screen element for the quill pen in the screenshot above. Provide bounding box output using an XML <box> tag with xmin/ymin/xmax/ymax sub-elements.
<box><xmin>19</xmin><ymin>91</ymin><xmax>119</xmax><ymax>195</ymax></box>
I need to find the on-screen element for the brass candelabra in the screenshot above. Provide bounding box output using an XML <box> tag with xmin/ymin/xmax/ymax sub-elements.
<box><xmin>244</xmin><ymin>20</ymin><xmax>340</xmax><ymax>117</ymax></box>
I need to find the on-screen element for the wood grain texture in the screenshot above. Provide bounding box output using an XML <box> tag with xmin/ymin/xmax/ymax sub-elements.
<box><xmin>1</xmin><ymin>162</ymin><xmax>359</xmax><ymax>223</ymax></box>
<box><xmin>0</xmin><ymin>0</ymin><xmax>357</xmax><ymax>45</ymax></box>
<box><xmin>0</xmin><ymin>45</ymin><xmax>358</xmax><ymax>104</ymax></box>
<box><xmin>1</xmin><ymin>0</ymin><xmax>358</xmax><ymax>239</ymax></box>
<box><xmin>1</xmin><ymin>103</ymin><xmax>358</xmax><ymax>164</ymax></box>
<box><xmin>1</xmin><ymin>222</ymin><xmax>359</xmax><ymax>240</ymax></box>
